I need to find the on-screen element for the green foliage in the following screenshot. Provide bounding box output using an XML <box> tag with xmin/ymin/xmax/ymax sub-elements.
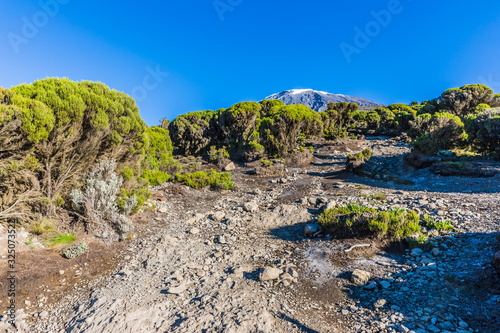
<box><xmin>45</xmin><ymin>233</ymin><xmax>76</xmax><ymax>247</ymax></box>
<box><xmin>465</xmin><ymin>108</ymin><xmax>500</xmax><ymax>158</ymax></box>
<box><xmin>260</xmin><ymin>159</ymin><xmax>274</xmax><ymax>167</ymax></box>
<box><xmin>318</xmin><ymin>205</ymin><xmax>422</xmax><ymax>240</ymax></box>
<box><xmin>208</xmin><ymin>145</ymin><xmax>230</xmax><ymax>164</ymax></box>
<box><xmin>260</xmin><ymin>99</ymin><xmax>285</xmax><ymax>113</ymax></box>
<box><xmin>121</xmin><ymin>167</ymin><xmax>135</xmax><ymax>181</ymax></box>
<box><xmin>260</xmin><ymin>104</ymin><xmax>323</xmax><ymax>156</ymax></box>
<box><xmin>175</xmin><ymin>169</ymin><xmax>235</xmax><ymax>190</ymax></box>
<box><xmin>347</xmin><ymin>148</ymin><xmax>373</xmax><ymax>161</ymax></box>
<box><xmin>248</xmin><ymin>140</ymin><xmax>264</xmax><ymax>152</ymax></box>
<box><xmin>30</xmin><ymin>218</ymin><xmax>56</xmax><ymax>235</ymax></box>
<box><xmin>412</xmin><ymin>112</ymin><xmax>467</xmax><ymax>154</ymax></box>
<box><xmin>440</xmin><ymin>84</ymin><xmax>495</xmax><ymax>117</ymax></box>
<box><xmin>425</xmin><ymin>217</ymin><xmax>455</xmax><ymax>232</ymax></box>
<box><xmin>322</xmin><ymin>103</ymin><xmax>358</xmax><ymax>139</ymax></box>
<box><xmin>141</xmin><ymin>169</ymin><xmax>171</xmax><ymax>186</ymax></box>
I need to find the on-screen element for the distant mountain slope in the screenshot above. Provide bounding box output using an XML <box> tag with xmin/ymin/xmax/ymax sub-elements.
<box><xmin>263</xmin><ymin>89</ymin><xmax>383</xmax><ymax>111</ymax></box>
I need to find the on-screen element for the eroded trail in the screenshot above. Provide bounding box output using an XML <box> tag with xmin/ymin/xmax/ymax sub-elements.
<box><xmin>2</xmin><ymin>138</ymin><xmax>500</xmax><ymax>333</ymax></box>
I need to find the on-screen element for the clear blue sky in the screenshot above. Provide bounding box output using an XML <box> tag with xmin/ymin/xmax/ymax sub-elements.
<box><xmin>1</xmin><ymin>0</ymin><xmax>500</xmax><ymax>126</ymax></box>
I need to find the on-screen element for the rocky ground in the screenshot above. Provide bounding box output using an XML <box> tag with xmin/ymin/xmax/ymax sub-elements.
<box><xmin>1</xmin><ymin>137</ymin><xmax>499</xmax><ymax>333</ymax></box>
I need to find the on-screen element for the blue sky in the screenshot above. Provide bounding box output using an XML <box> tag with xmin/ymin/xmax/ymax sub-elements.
<box><xmin>1</xmin><ymin>0</ymin><xmax>500</xmax><ymax>125</ymax></box>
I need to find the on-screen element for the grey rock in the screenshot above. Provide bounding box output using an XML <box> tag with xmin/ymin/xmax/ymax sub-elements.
<box><xmin>304</xmin><ymin>224</ymin><xmax>321</xmax><ymax>237</ymax></box>
<box><xmin>351</xmin><ymin>269</ymin><xmax>371</xmax><ymax>285</ymax></box>
<box><xmin>223</xmin><ymin>162</ymin><xmax>236</xmax><ymax>171</ymax></box>
<box><xmin>211</xmin><ymin>211</ymin><xmax>226</xmax><ymax>222</ymax></box>
<box><xmin>374</xmin><ymin>299</ymin><xmax>387</xmax><ymax>308</ymax></box>
<box><xmin>379</xmin><ymin>280</ymin><xmax>391</xmax><ymax>289</ymax></box>
<box><xmin>243</xmin><ymin>202</ymin><xmax>259</xmax><ymax>213</ymax></box>
<box><xmin>259</xmin><ymin>267</ymin><xmax>283</xmax><ymax>281</ymax></box>
<box><xmin>411</xmin><ymin>248</ymin><xmax>424</xmax><ymax>257</ymax></box>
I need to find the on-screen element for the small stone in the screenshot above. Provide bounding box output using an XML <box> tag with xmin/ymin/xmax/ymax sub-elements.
<box><xmin>211</xmin><ymin>211</ymin><xmax>226</xmax><ymax>221</ymax></box>
<box><xmin>379</xmin><ymin>281</ymin><xmax>391</xmax><ymax>289</ymax></box>
<box><xmin>158</xmin><ymin>206</ymin><xmax>168</xmax><ymax>213</ymax></box>
<box><xmin>280</xmin><ymin>273</ymin><xmax>293</xmax><ymax>281</ymax></box>
<box><xmin>243</xmin><ymin>202</ymin><xmax>259</xmax><ymax>213</ymax></box>
<box><xmin>216</xmin><ymin>235</ymin><xmax>226</xmax><ymax>244</ymax></box>
<box><xmin>223</xmin><ymin>162</ymin><xmax>236</xmax><ymax>171</ymax></box>
<box><xmin>252</xmin><ymin>189</ymin><xmax>262</xmax><ymax>195</ymax></box>
<box><xmin>259</xmin><ymin>267</ymin><xmax>283</xmax><ymax>281</ymax></box>
<box><xmin>167</xmin><ymin>282</ymin><xmax>188</xmax><ymax>295</ymax></box>
<box><xmin>304</xmin><ymin>224</ymin><xmax>321</xmax><ymax>237</ymax></box>
<box><xmin>374</xmin><ymin>299</ymin><xmax>387</xmax><ymax>308</ymax></box>
<box><xmin>351</xmin><ymin>269</ymin><xmax>371</xmax><ymax>285</ymax></box>
<box><xmin>364</xmin><ymin>281</ymin><xmax>378</xmax><ymax>290</ymax></box>
<box><xmin>287</xmin><ymin>267</ymin><xmax>299</xmax><ymax>278</ymax></box>
<box><xmin>190</xmin><ymin>228</ymin><xmax>200</xmax><ymax>235</ymax></box>
<box><xmin>59</xmin><ymin>270</ymin><xmax>65</xmax><ymax>275</ymax></box>
<box><xmin>411</xmin><ymin>248</ymin><xmax>424</xmax><ymax>257</ymax></box>
<box><xmin>431</xmin><ymin>248</ymin><xmax>440</xmax><ymax>256</ymax></box>
<box><xmin>39</xmin><ymin>311</ymin><xmax>49</xmax><ymax>318</ymax></box>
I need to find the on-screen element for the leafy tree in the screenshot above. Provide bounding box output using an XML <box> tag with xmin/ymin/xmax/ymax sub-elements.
<box><xmin>440</xmin><ymin>84</ymin><xmax>496</xmax><ymax>117</ymax></box>
<box><xmin>259</xmin><ymin>104</ymin><xmax>323</xmax><ymax>155</ymax></box>
<box><xmin>412</xmin><ymin>112</ymin><xmax>467</xmax><ymax>154</ymax></box>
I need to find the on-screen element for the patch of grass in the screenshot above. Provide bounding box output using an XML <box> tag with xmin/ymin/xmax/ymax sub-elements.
<box><xmin>347</xmin><ymin>148</ymin><xmax>373</xmax><ymax>161</ymax></box>
<box><xmin>175</xmin><ymin>169</ymin><xmax>235</xmax><ymax>190</ymax></box>
<box><xmin>260</xmin><ymin>159</ymin><xmax>274</xmax><ymax>167</ymax></box>
<box><xmin>318</xmin><ymin>205</ymin><xmax>421</xmax><ymax>240</ymax></box>
<box><xmin>424</xmin><ymin>216</ymin><xmax>455</xmax><ymax>232</ymax></box>
<box><xmin>30</xmin><ymin>218</ymin><xmax>56</xmax><ymax>236</ymax></box>
<box><xmin>369</xmin><ymin>192</ymin><xmax>386</xmax><ymax>200</ymax></box>
<box><xmin>360</xmin><ymin>192</ymin><xmax>386</xmax><ymax>200</ymax></box>
<box><xmin>45</xmin><ymin>233</ymin><xmax>76</xmax><ymax>247</ymax></box>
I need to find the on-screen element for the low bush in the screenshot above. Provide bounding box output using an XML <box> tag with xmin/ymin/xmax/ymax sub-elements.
<box><xmin>30</xmin><ymin>218</ymin><xmax>56</xmax><ymax>235</ymax></box>
<box><xmin>347</xmin><ymin>148</ymin><xmax>373</xmax><ymax>161</ymax></box>
<box><xmin>63</xmin><ymin>242</ymin><xmax>88</xmax><ymax>259</ymax></box>
<box><xmin>70</xmin><ymin>159</ymin><xmax>133</xmax><ymax>240</ymax></box>
<box><xmin>318</xmin><ymin>205</ymin><xmax>421</xmax><ymax>240</ymax></box>
<box><xmin>175</xmin><ymin>169</ymin><xmax>235</xmax><ymax>190</ymax></box>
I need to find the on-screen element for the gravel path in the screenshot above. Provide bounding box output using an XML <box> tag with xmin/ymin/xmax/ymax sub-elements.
<box><xmin>1</xmin><ymin>138</ymin><xmax>499</xmax><ymax>333</ymax></box>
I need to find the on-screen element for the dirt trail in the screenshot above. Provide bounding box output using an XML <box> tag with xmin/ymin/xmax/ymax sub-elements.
<box><xmin>1</xmin><ymin>137</ymin><xmax>499</xmax><ymax>333</ymax></box>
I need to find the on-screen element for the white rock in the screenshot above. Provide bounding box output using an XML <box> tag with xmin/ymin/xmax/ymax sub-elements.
<box><xmin>259</xmin><ymin>267</ymin><xmax>283</xmax><ymax>281</ymax></box>
<box><xmin>243</xmin><ymin>202</ymin><xmax>259</xmax><ymax>213</ymax></box>
<box><xmin>351</xmin><ymin>269</ymin><xmax>371</xmax><ymax>285</ymax></box>
<box><xmin>223</xmin><ymin>162</ymin><xmax>236</xmax><ymax>171</ymax></box>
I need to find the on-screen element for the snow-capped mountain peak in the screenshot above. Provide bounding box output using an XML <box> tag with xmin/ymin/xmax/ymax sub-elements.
<box><xmin>263</xmin><ymin>89</ymin><xmax>382</xmax><ymax>111</ymax></box>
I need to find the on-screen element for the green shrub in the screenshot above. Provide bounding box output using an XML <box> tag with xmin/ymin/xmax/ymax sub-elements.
<box><xmin>347</xmin><ymin>148</ymin><xmax>373</xmax><ymax>161</ymax></box>
<box><xmin>412</xmin><ymin>112</ymin><xmax>467</xmax><ymax>154</ymax></box>
<box><xmin>141</xmin><ymin>169</ymin><xmax>171</xmax><ymax>186</ymax></box>
<box><xmin>260</xmin><ymin>159</ymin><xmax>274</xmax><ymax>167</ymax></box>
<box><xmin>175</xmin><ymin>169</ymin><xmax>235</xmax><ymax>190</ymax></box>
<box><xmin>30</xmin><ymin>218</ymin><xmax>56</xmax><ymax>235</ymax></box>
<box><xmin>208</xmin><ymin>145</ymin><xmax>230</xmax><ymax>164</ymax></box>
<box><xmin>318</xmin><ymin>205</ymin><xmax>421</xmax><ymax>240</ymax></box>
